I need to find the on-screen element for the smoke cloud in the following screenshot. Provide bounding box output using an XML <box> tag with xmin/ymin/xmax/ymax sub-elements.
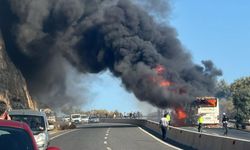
<box><xmin>0</xmin><ymin>0</ymin><xmax>222</xmax><ymax>109</ymax></box>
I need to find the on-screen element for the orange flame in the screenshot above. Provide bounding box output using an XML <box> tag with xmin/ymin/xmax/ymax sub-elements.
<box><xmin>152</xmin><ymin>65</ymin><xmax>173</xmax><ymax>88</ymax></box>
<box><xmin>176</xmin><ymin>107</ymin><xmax>187</xmax><ymax>120</ymax></box>
<box><xmin>160</xmin><ymin>80</ymin><xmax>171</xmax><ymax>87</ymax></box>
<box><xmin>207</xmin><ymin>99</ymin><xmax>217</xmax><ymax>107</ymax></box>
<box><xmin>155</xmin><ymin>65</ymin><xmax>165</xmax><ymax>75</ymax></box>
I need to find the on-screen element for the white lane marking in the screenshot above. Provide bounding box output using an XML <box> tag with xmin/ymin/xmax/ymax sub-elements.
<box><xmin>138</xmin><ymin>127</ymin><xmax>182</xmax><ymax>150</ymax></box>
<box><xmin>107</xmin><ymin>147</ymin><xmax>112</xmax><ymax>150</ymax></box>
<box><xmin>104</xmin><ymin>141</ymin><xmax>108</xmax><ymax>144</ymax></box>
<box><xmin>106</xmin><ymin>133</ymin><xmax>109</xmax><ymax>136</ymax></box>
<box><xmin>50</xmin><ymin>129</ymin><xmax>79</xmax><ymax>140</ymax></box>
<box><xmin>104</xmin><ymin>137</ymin><xmax>108</xmax><ymax>139</ymax></box>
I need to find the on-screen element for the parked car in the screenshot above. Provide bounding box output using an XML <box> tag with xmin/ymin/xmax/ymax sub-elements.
<box><xmin>89</xmin><ymin>116</ymin><xmax>100</xmax><ymax>123</ymax></box>
<box><xmin>0</xmin><ymin>120</ymin><xmax>60</xmax><ymax>150</ymax></box>
<box><xmin>81</xmin><ymin>115</ymin><xmax>89</xmax><ymax>123</ymax></box>
<box><xmin>70</xmin><ymin>114</ymin><xmax>81</xmax><ymax>124</ymax></box>
<box><xmin>48</xmin><ymin>122</ymin><xmax>55</xmax><ymax>131</ymax></box>
<box><xmin>9</xmin><ymin>109</ymin><xmax>50</xmax><ymax>150</ymax></box>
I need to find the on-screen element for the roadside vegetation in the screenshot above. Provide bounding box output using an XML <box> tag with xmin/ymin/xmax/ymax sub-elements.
<box><xmin>216</xmin><ymin>77</ymin><xmax>250</xmax><ymax>128</ymax></box>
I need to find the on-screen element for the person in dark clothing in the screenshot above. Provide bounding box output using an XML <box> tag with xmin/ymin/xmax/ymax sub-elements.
<box><xmin>235</xmin><ymin>115</ymin><xmax>241</xmax><ymax>129</ymax></box>
<box><xmin>222</xmin><ymin>113</ymin><xmax>228</xmax><ymax>135</ymax></box>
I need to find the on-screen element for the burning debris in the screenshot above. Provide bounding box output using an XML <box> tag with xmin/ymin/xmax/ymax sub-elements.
<box><xmin>0</xmin><ymin>0</ymin><xmax>222</xmax><ymax>109</ymax></box>
<box><xmin>175</xmin><ymin>107</ymin><xmax>187</xmax><ymax>120</ymax></box>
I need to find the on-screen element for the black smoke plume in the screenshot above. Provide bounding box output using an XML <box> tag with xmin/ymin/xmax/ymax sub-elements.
<box><xmin>0</xmin><ymin>0</ymin><xmax>222</xmax><ymax>109</ymax></box>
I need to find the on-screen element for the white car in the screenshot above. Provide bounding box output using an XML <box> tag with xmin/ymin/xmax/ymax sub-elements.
<box><xmin>70</xmin><ymin>114</ymin><xmax>81</xmax><ymax>124</ymax></box>
<box><xmin>89</xmin><ymin>117</ymin><xmax>100</xmax><ymax>123</ymax></box>
<box><xmin>9</xmin><ymin>109</ymin><xmax>50</xmax><ymax>150</ymax></box>
<box><xmin>48</xmin><ymin>122</ymin><xmax>55</xmax><ymax>131</ymax></box>
<box><xmin>81</xmin><ymin>115</ymin><xmax>89</xmax><ymax>123</ymax></box>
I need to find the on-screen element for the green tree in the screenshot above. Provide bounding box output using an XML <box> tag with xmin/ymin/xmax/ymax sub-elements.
<box><xmin>230</xmin><ymin>77</ymin><xmax>250</xmax><ymax>122</ymax></box>
<box><xmin>216</xmin><ymin>80</ymin><xmax>235</xmax><ymax>117</ymax></box>
<box><xmin>220</xmin><ymin>99</ymin><xmax>235</xmax><ymax>118</ymax></box>
<box><xmin>215</xmin><ymin>79</ymin><xmax>231</xmax><ymax>99</ymax></box>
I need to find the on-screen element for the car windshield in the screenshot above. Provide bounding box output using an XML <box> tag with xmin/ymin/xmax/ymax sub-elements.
<box><xmin>0</xmin><ymin>126</ymin><xmax>34</xmax><ymax>150</ymax></box>
<box><xmin>10</xmin><ymin>115</ymin><xmax>45</xmax><ymax>131</ymax></box>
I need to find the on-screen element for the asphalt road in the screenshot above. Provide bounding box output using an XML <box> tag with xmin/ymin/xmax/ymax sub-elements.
<box><xmin>181</xmin><ymin>126</ymin><xmax>250</xmax><ymax>141</ymax></box>
<box><xmin>49</xmin><ymin>123</ymin><xmax>182</xmax><ymax>150</ymax></box>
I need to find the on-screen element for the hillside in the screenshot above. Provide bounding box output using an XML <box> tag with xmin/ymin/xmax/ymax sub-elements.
<box><xmin>0</xmin><ymin>31</ymin><xmax>36</xmax><ymax>109</ymax></box>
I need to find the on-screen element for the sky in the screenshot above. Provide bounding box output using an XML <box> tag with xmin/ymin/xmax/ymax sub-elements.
<box><xmin>81</xmin><ymin>71</ymin><xmax>156</xmax><ymax>114</ymax></box>
<box><xmin>82</xmin><ymin>0</ymin><xmax>250</xmax><ymax>113</ymax></box>
<box><xmin>170</xmin><ymin>0</ymin><xmax>250</xmax><ymax>83</ymax></box>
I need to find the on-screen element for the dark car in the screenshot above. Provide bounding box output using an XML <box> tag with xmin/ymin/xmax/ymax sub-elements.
<box><xmin>0</xmin><ymin>120</ymin><xmax>60</xmax><ymax>150</ymax></box>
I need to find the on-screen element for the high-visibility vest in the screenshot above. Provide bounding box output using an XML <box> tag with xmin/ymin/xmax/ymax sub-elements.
<box><xmin>166</xmin><ymin>114</ymin><xmax>171</xmax><ymax>122</ymax></box>
<box><xmin>198</xmin><ymin>116</ymin><xmax>204</xmax><ymax>123</ymax></box>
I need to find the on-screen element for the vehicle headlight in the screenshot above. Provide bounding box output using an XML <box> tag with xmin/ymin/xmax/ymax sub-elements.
<box><xmin>34</xmin><ymin>133</ymin><xmax>46</xmax><ymax>147</ymax></box>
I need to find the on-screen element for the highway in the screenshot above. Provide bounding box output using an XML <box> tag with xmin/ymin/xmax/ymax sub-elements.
<box><xmin>49</xmin><ymin>123</ymin><xmax>184</xmax><ymax>150</ymax></box>
<box><xmin>181</xmin><ymin>126</ymin><xmax>250</xmax><ymax>141</ymax></box>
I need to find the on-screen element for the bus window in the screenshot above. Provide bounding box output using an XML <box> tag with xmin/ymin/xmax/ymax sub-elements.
<box><xmin>196</xmin><ymin>99</ymin><xmax>217</xmax><ymax>107</ymax></box>
<box><xmin>207</xmin><ymin>99</ymin><xmax>217</xmax><ymax>107</ymax></box>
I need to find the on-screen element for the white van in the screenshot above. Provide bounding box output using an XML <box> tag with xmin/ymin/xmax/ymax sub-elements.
<box><xmin>9</xmin><ymin>109</ymin><xmax>50</xmax><ymax>150</ymax></box>
<box><xmin>70</xmin><ymin>114</ymin><xmax>81</xmax><ymax>124</ymax></box>
<box><xmin>81</xmin><ymin>114</ymin><xmax>89</xmax><ymax>123</ymax></box>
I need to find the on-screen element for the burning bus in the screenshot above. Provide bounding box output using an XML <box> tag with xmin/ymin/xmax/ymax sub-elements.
<box><xmin>187</xmin><ymin>97</ymin><xmax>220</xmax><ymax>125</ymax></box>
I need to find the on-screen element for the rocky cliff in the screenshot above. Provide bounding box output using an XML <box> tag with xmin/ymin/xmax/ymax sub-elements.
<box><xmin>0</xmin><ymin>31</ymin><xmax>36</xmax><ymax>109</ymax></box>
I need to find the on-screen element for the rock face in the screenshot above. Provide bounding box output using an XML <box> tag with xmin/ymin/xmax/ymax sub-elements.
<box><xmin>0</xmin><ymin>31</ymin><xmax>36</xmax><ymax>109</ymax></box>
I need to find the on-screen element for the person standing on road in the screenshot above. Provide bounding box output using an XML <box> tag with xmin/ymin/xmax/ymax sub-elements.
<box><xmin>197</xmin><ymin>115</ymin><xmax>204</xmax><ymax>132</ymax></box>
<box><xmin>222</xmin><ymin>113</ymin><xmax>228</xmax><ymax>135</ymax></box>
<box><xmin>159</xmin><ymin>114</ymin><xmax>169</xmax><ymax>140</ymax></box>
<box><xmin>0</xmin><ymin>101</ymin><xmax>11</xmax><ymax>120</ymax></box>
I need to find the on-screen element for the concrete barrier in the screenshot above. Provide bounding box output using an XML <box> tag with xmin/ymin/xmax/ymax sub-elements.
<box><xmin>101</xmin><ymin>118</ymin><xmax>250</xmax><ymax>150</ymax></box>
